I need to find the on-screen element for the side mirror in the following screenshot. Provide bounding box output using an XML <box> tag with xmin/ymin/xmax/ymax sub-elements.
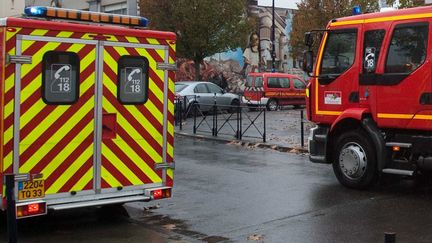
<box><xmin>304</xmin><ymin>32</ymin><xmax>314</xmax><ymax>47</ymax></box>
<box><xmin>302</xmin><ymin>50</ymin><xmax>314</xmax><ymax>73</ymax></box>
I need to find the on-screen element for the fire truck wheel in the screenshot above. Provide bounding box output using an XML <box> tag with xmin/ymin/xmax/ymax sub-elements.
<box><xmin>267</xmin><ymin>99</ymin><xmax>278</xmax><ymax>111</ymax></box>
<box><xmin>332</xmin><ymin>130</ymin><xmax>378</xmax><ymax>189</ymax></box>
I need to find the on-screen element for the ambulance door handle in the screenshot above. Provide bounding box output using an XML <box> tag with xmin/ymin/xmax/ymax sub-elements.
<box><xmin>102</xmin><ymin>124</ymin><xmax>112</xmax><ymax>131</ymax></box>
<box><xmin>102</xmin><ymin>113</ymin><xmax>117</xmax><ymax>139</ymax></box>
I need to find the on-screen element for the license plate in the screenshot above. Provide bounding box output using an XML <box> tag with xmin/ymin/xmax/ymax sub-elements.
<box><xmin>18</xmin><ymin>180</ymin><xmax>45</xmax><ymax>200</ymax></box>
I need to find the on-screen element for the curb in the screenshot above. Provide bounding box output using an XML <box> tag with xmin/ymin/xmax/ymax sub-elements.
<box><xmin>175</xmin><ymin>131</ymin><xmax>309</xmax><ymax>154</ymax></box>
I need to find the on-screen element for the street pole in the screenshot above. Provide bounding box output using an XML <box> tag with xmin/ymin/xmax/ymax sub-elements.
<box><xmin>271</xmin><ymin>0</ymin><xmax>276</xmax><ymax>72</ymax></box>
<box><xmin>5</xmin><ymin>174</ymin><xmax>18</xmax><ymax>243</ymax></box>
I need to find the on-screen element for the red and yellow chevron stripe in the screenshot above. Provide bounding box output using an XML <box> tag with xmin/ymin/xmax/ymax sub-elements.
<box><xmin>102</xmin><ymin>45</ymin><xmax>164</xmax><ymax>188</ymax></box>
<box><xmin>3</xmin><ymin>27</ymin><xmax>175</xmax><ymax>196</ymax></box>
<box><xmin>15</xmin><ymin>39</ymin><xmax>95</xmax><ymax>194</ymax></box>
<box><xmin>0</xmin><ymin>27</ymin><xmax>5</xmax><ymax>190</ymax></box>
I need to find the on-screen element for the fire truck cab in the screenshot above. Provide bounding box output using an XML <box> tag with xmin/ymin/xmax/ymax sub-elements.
<box><xmin>303</xmin><ymin>6</ymin><xmax>432</xmax><ymax>189</ymax></box>
<box><xmin>0</xmin><ymin>7</ymin><xmax>176</xmax><ymax>218</ymax></box>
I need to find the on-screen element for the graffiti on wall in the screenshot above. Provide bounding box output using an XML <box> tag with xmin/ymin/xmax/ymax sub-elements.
<box><xmin>176</xmin><ymin>4</ymin><xmax>305</xmax><ymax>93</ymax></box>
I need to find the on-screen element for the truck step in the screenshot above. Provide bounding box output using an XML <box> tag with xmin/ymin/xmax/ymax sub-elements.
<box><xmin>392</xmin><ymin>159</ymin><xmax>409</xmax><ymax>163</ymax></box>
<box><xmin>49</xmin><ymin>195</ymin><xmax>151</xmax><ymax>211</ymax></box>
<box><xmin>315</xmin><ymin>134</ymin><xmax>327</xmax><ymax>142</ymax></box>
<box><xmin>382</xmin><ymin>168</ymin><xmax>414</xmax><ymax>176</ymax></box>
<box><xmin>385</xmin><ymin>142</ymin><xmax>412</xmax><ymax>148</ymax></box>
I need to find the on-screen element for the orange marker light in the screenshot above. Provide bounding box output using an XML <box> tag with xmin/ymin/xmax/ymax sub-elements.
<box><xmin>24</xmin><ymin>6</ymin><xmax>149</xmax><ymax>27</ymax></box>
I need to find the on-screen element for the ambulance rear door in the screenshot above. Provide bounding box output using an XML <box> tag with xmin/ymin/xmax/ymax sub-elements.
<box><xmin>97</xmin><ymin>40</ymin><xmax>170</xmax><ymax>193</ymax></box>
<box><xmin>13</xmin><ymin>35</ymin><xmax>98</xmax><ymax>201</ymax></box>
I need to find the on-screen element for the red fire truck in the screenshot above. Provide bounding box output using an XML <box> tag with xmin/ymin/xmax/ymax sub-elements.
<box><xmin>1</xmin><ymin>6</ymin><xmax>176</xmax><ymax>218</ymax></box>
<box><xmin>303</xmin><ymin>6</ymin><xmax>432</xmax><ymax>189</ymax></box>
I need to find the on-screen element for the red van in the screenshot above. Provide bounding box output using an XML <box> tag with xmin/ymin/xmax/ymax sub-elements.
<box><xmin>243</xmin><ymin>72</ymin><xmax>307</xmax><ymax>111</ymax></box>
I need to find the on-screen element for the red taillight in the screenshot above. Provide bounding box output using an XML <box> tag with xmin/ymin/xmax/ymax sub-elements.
<box><xmin>28</xmin><ymin>203</ymin><xmax>40</xmax><ymax>213</ymax></box>
<box><xmin>16</xmin><ymin>201</ymin><xmax>47</xmax><ymax>219</ymax></box>
<box><xmin>153</xmin><ymin>189</ymin><xmax>163</xmax><ymax>199</ymax></box>
<box><xmin>147</xmin><ymin>188</ymin><xmax>172</xmax><ymax>200</ymax></box>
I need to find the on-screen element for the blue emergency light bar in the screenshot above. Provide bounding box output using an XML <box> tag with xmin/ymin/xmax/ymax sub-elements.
<box><xmin>24</xmin><ymin>6</ymin><xmax>149</xmax><ymax>27</ymax></box>
<box><xmin>352</xmin><ymin>6</ymin><xmax>362</xmax><ymax>15</ymax></box>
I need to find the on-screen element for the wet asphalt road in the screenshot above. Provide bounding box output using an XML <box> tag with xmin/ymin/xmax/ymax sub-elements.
<box><xmin>3</xmin><ymin>136</ymin><xmax>432</xmax><ymax>242</ymax></box>
<box><xmin>133</xmin><ymin>136</ymin><xmax>432</xmax><ymax>243</ymax></box>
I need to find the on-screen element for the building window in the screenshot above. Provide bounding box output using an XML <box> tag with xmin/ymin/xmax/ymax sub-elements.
<box><xmin>103</xmin><ymin>3</ymin><xmax>127</xmax><ymax>15</ymax></box>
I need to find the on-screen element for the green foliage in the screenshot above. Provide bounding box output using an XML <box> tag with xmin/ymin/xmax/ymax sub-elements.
<box><xmin>140</xmin><ymin>0</ymin><xmax>254</xmax><ymax>78</ymax></box>
<box><xmin>289</xmin><ymin>0</ymin><xmax>380</xmax><ymax>60</ymax></box>
<box><xmin>386</xmin><ymin>0</ymin><xmax>424</xmax><ymax>8</ymax></box>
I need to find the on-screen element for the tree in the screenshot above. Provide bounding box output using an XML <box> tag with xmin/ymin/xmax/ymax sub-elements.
<box><xmin>386</xmin><ymin>0</ymin><xmax>424</xmax><ymax>8</ymax></box>
<box><xmin>289</xmin><ymin>0</ymin><xmax>379</xmax><ymax>60</ymax></box>
<box><xmin>140</xmin><ymin>0</ymin><xmax>254</xmax><ymax>80</ymax></box>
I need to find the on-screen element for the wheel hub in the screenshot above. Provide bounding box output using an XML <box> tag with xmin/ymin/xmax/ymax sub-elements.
<box><xmin>339</xmin><ymin>143</ymin><xmax>367</xmax><ymax>180</ymax></box>
<box><xmin>268</xmin><ymin>101</ymin><xmax>277</xmax><ymax>110</ymax></box>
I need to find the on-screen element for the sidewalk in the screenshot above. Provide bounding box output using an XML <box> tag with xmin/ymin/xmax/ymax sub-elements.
<box><xmin>174</xmin><ymin>107</ymin><xmax>315</xmax><ymax>153</ymax></box>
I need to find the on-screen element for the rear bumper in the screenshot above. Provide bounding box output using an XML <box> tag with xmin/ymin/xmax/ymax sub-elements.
<box><xmin>46</xmin><ymin>187</ymin><xmax>171</xmax><ymax>211</ymax></box>
<box><xmin>48</xmin><ymin>194</ymin><xmax>151</xmax><ymax>211</ymax></box>
<box><xmin>308</xmin><ymin>125</ymin><xmax>330</xmax><ymax>164</ymax></box>
<box><xmin>0</xmin><ymin>186</ymin><xmax>172</xmax><ymax>212</ymax></box>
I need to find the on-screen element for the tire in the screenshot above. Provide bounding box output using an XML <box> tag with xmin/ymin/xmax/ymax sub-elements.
<box><xmin>267</xmin><ymin>99</ymin><xmax>278</xmax><ymax>111</ymax></box>
<box><xmin>332</xmin><ymin>129</ymin><xmax>378</xmax><ymax>189</ymax></box>
<box><xmin>229</xmin><ymin>99</ymin><xmax>240</xmax><ymax>113</ymax></box>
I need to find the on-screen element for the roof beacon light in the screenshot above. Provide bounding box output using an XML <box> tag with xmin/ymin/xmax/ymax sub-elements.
<box><xmin>352</xmin><ymin>6</ymin><xmax>362</xmax><ymax>15</ymax></box>
<box><xmin>26</xmin><ymin>6</ymin><xmax>47</xmax><ymax>17</ymax></box>
<box><xmin>24</xmin><ymin>6</ymin><xmax>149</xmax><ymax>27</ymax></box>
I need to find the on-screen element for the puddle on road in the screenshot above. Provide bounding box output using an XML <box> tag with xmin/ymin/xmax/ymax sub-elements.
<box><xmin>228</xmin><ymin>140</ymin><xmax>307</xmax><ymax>154</ymax></box>
<box><xmin>134</xmin><ymin>210</ymin><xmax>230</xmax><ymax>243</ymax></box>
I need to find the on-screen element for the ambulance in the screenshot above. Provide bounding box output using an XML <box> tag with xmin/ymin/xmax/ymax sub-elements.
<box><xmin>0</xmin><ymin>6</ymin><xmax>176</xmax><ymax>218</ymax></box>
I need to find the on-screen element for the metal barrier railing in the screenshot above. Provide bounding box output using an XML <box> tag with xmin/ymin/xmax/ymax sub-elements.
<box><xmin>174</xmin><ymin>96</ymin><xmax>307</xmax><ymax>147</ymax></box>
<box><xmin>174</xmin><ymin>95</ymin><xmax>267</xmax><ymax>143</ymax></box>
<box><xmin>184</xmin><ymin>101</ymin><xmax>267</xmax><ymax>143</ymax></box>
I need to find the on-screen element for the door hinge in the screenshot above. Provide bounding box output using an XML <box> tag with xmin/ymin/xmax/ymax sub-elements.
<box><xmin>6</xmin><ymin>54</ymin><xmax>32</xmax><ymax>64</ymax></box>
<box><xmin>154</xmin><ymin>162</ymin><xmax>175</xmax><ymax>170</ymax></box>
<box><xmin>156</xmin><ymin>63</ymin><xmax>177</xmax><ymax>71</ymax></box>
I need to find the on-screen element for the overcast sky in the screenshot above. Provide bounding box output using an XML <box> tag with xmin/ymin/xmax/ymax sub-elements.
<box><xmin>257</xmin><ymin>0</ymin><xmax>301</xmax><ymax>9</ymax></box>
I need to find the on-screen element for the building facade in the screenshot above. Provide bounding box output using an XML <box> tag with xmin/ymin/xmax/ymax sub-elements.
<box><xmin>25</xmin><ymin>0</ymin><xmax>139</xmax><ymax>16</ymax></box>
<box><xmin>1</xmin><ymin>0</ymin><xmax>25</xmax><ymax>17</ymax></box>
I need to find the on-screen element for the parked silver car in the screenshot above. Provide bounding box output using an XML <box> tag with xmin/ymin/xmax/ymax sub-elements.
<box><xmin>175</xmin><ymin>81</ymin><xmax>240</xmax><ymax>112</ymax></box>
